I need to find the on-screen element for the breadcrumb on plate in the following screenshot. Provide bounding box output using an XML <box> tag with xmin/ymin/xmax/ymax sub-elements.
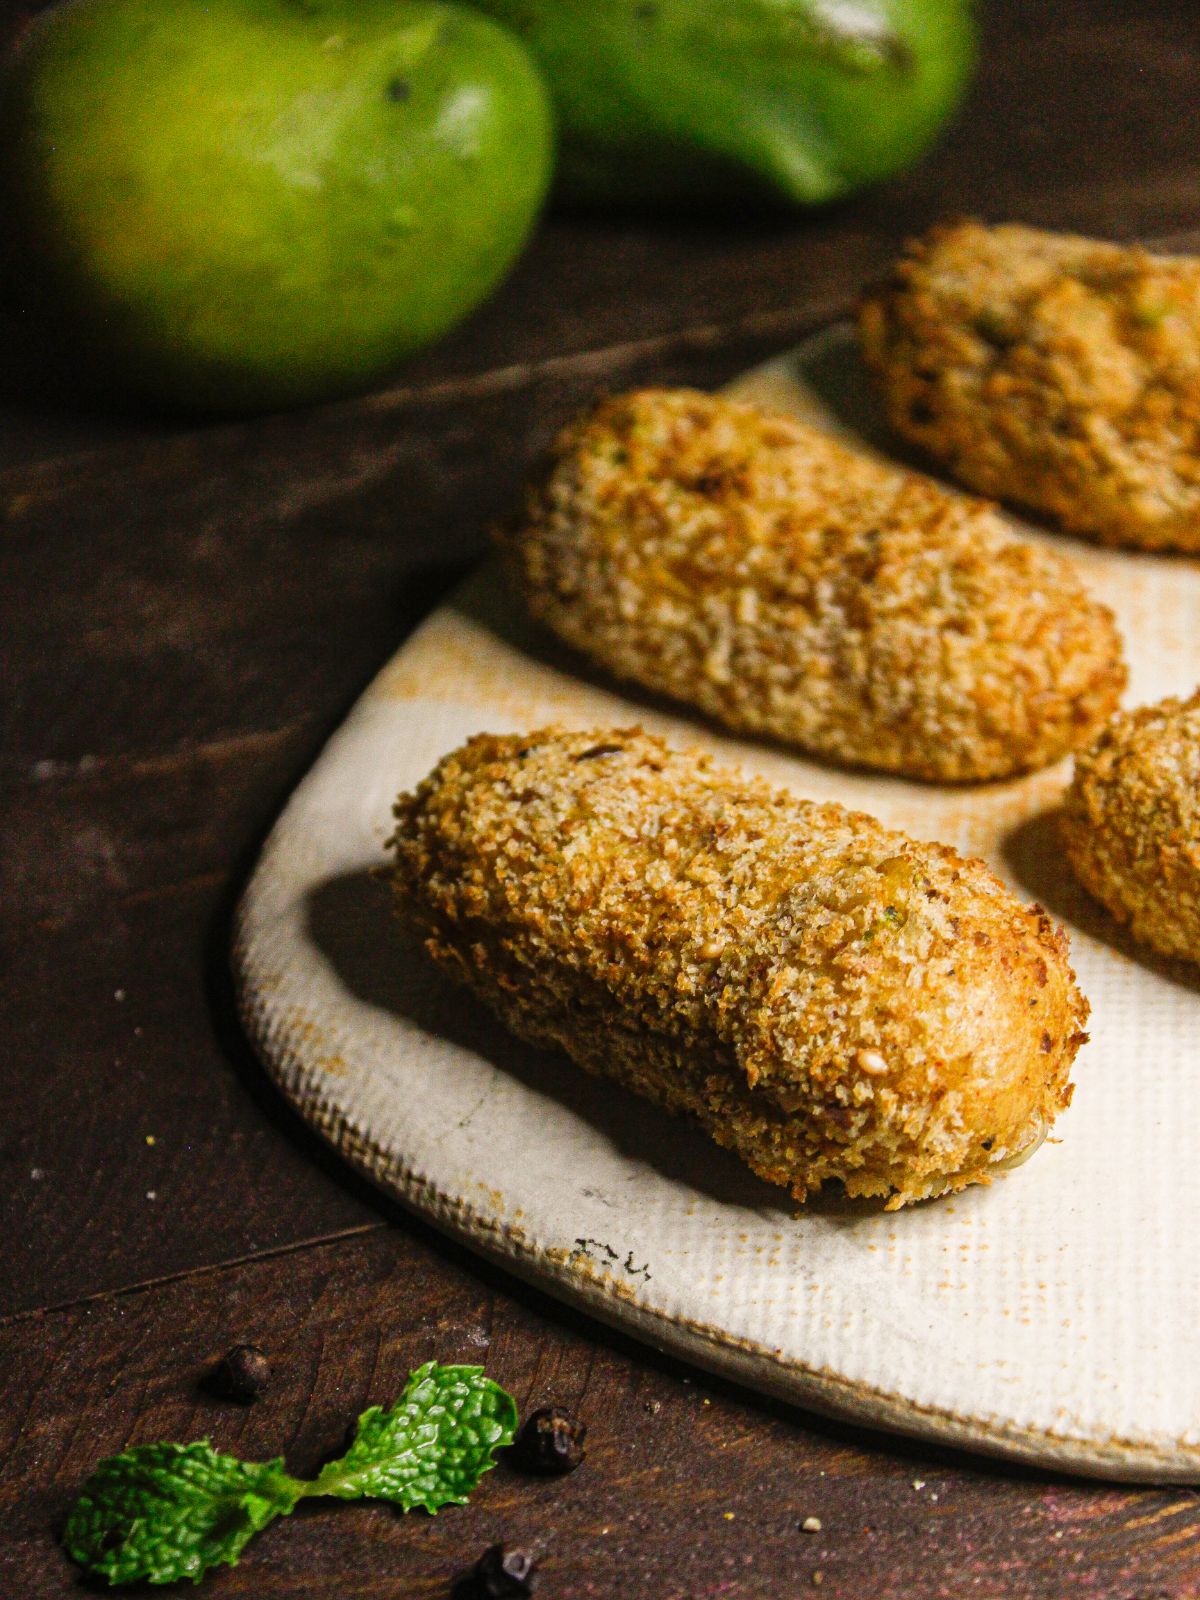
<box><xmin>389</xmin><ymin>727</ymin><xmax>1086</xmax><ymax>1209</ymax></box>
<box><xmin>1062</xmin><ymin>691</ymin><xmax>1200</xmax><ymax>963</ymax></box>
<box><xmin>498</xmin><ymin>388</ymin><xmax>1124</xmax><ymax>783</ymax></box>
<box><xmin>859</xmin><ymin>219</ymin><xmax>1200</xmax><ymax>552</ymax></box>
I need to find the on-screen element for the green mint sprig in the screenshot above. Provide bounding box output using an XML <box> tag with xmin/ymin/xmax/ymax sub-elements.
<box><xmin>63</xmin><ymin>1362</ymin><xmax>519</xmax><ymax>1587</ymax></box>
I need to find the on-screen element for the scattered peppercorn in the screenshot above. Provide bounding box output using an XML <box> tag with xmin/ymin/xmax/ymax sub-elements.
<box><xmin>461</xmin><ymin>1543</ymin><xmax>539</xmax><ymax>1598</ymax></box>
<box><xmin>203</xmin><ymin>1343</ymin><xmax>271</xmax><ymax>1404</ymax></box>
<box><xmin>512</xmin><ymin>1406</ymin><xmax>587</xmax><ymax>1475</ymax></box>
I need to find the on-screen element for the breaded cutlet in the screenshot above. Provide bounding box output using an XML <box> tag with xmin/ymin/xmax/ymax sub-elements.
<box><xmin>498</xmin><ymin>388</ymin><xmax>1125</xmax><ymax>783</ymax></box>
<box><xmin>859</xmin><ymin>219</ymin><xmax>1200</xmax><ymax>552</ymax></box>
<box><xmin>389</xmin><ymin>726</ymin><xmax>1086</xmax><ymax>1208</ymax></box>
<box><xmin>1063</xmin><ymin>691</ymin><xmax>1200</xmax><ymax>963</ymax></box>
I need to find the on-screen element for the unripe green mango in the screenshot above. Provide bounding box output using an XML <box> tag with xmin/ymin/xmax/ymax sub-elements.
<box><xmin>0</xmin><ymin>0</ymin><xmax>554</xmax><ymax>411</ymax></box>
<box><xmin>471</xmin><ymin>0</ymin><xmax>975</xmax><ymax>206</ymax></box>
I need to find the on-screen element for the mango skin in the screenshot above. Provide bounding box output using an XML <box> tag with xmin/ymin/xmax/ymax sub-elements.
<box><xmin>472</xmin><ymin>0</ymin><xmax>975</xmax><ymax>206</ymax></box>
<box><xmin>0</xmin><ymin>0</ymin><xmax>554</xmax><ymax>411</ymax></box>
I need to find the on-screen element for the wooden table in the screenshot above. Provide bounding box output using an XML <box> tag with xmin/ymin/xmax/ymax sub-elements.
<box><xmin>5</xmin><ymin>2</ymin><xmax>1200</xmax><ymax>1592</ymax></box>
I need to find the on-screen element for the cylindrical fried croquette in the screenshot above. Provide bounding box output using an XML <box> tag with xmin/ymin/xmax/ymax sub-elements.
<box><xmin>389</xmin><ymin>727</ymin><xmax>1086</xmax><ymax>1209</ymax></box>
<box><xmin>498</xmin><ymin>388</ymin><xmax>1125</xmax><ymax>783</ymax></box>
<box><xmin>1062</xmin><ymin>691</ymin><xmax>1200</xmax><ymax>963</ymax></box>
<box><xmin>859</xmin><ymin>220</ymin><xmax>1200</xmax><ymax>552</ymax></box>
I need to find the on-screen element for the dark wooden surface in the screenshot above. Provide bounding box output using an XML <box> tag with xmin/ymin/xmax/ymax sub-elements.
<box><xmin>5</xmin><ymin>1</ymin><xmax>1200</xmax><ymax>1593</ymax></box>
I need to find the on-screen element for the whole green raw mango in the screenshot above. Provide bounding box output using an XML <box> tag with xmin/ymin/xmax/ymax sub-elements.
<box><xmin>470</xmin><ymin>0</ymin><xmax>975</xmax><ymax>206</ymax></box>
<box><xmin>0</xmin><ymin>0</ymin><xmax>554</xmax><ymax>411</ymax></box>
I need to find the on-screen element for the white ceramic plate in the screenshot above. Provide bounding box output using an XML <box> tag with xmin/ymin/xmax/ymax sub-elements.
<box><xmin>235</xmin><ymin>325</ymin><xmax>1200</xmax><ymax>1481</ymax></box>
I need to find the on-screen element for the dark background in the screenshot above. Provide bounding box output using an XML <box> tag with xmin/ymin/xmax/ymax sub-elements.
<box><xmin>4</xmin><ymin>1</ymin><xmax>1200</xmax><ymax>1593</ymax></box>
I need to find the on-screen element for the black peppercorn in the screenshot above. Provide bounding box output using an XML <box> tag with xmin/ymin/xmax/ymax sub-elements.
<box><xmin>512</xmin><ymin>1406</ymin><xmax>587</xmax><ymax>1475</ymax></box>
<box><xmin>462</xmin><ymin>1543</ymin><xmax>538</xmax><ymax>1598</ymax></box>
<box><xmin>203</xmin><ymin>1343</ymin><xmax>271</xmax><ymax>1403</ymax></box>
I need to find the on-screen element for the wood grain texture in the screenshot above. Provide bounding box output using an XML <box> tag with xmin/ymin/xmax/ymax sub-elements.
<box><xmin>0</xmin><ymin>319</ymin><xmax>832</xmax><ymax>775</ymax></box>
<box><xmin>5</xmin><ymin>1227</ymin><xmax>1200</xmax><ymax>1599</ymax></box>
<box><xmin>5</xmin><ymin>0</ymin><xmax>1200</xmax><ymax>1588</ymax></box>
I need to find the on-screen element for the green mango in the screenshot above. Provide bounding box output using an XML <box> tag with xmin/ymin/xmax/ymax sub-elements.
<box><xmin>0</xmin><ymin>0</ymin><xmax>554</xmax><ymax>411</ymax></box>
<box><xmin>470</xmin><ymin>0</ymin><xmax>975</xmax><ymax>206</ymax></box>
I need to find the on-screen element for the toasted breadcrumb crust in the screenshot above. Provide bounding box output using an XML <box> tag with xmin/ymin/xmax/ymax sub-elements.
<box><xmin>498</xmin><ymin>388</ymin><xmax>1124</xmax><ymax>783</ymax></box>
<box><xmin>389</xmin><ymin>727</ymin><xmax>1085</xmax><ymax>1208</ymax></box>
<box><xmin>859</xmin><ymin>219</ymin><xmax>1200</xmax><ymax>552</ymax></box>
<box><xmin>1062</xmin><ymin>691</ymin><xmax>1200</xmax><ymax>962</ymax></box>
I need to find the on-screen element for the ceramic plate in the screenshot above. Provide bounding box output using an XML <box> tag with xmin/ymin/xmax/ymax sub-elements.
<box><xmin>235</xmin><ymin>325</ymin><xmax>1200</xmax><ymax>1481</ymax></box>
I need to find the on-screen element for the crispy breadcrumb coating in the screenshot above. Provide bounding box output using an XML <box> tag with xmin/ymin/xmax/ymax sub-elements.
<box><xmin>859</xmin><ymin>219</ymin><xmax>1200</xmax><ymax>552</ymax></box>
<box><xmin>1062</xmin><ymin>691</ymin><xmax>1200</xmax><ymax>963</ymax></box>
<box><xmin>498</xmin><ymin>388</ymin><xmax>1124</xmax><ymax>783</ymax></box>
<box><xmin>389</xmin><ymin>727</ymin><xmax>1085</xmax><ymax>1208</ymax></box>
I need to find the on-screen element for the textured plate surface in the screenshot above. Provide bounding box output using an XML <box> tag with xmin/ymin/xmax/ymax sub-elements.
<box><xmin>236</xmin><ymin>326</ymin><xmax>1200</xmax><ymax>1480</ymax></box>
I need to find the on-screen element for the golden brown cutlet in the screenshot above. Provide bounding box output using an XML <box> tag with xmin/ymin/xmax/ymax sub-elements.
<box><xmin>389</xmin><ymin>726</ymin><xmax>1086</xmax><ymax>1209</ymax></box>
<box><xmin>498</xmin><ymin>387</ymin><xmax>1125</xmax><ymax>783</ymax></box>
<box><xmin>1062</xmin><ymin>691</ymin><xmax>1200</xmax><ymax>963</ymax></box>
<box><xmin>859</xmin><ymin>219</ymin><xmax>1200</xmax><ymax>552</ymax></box>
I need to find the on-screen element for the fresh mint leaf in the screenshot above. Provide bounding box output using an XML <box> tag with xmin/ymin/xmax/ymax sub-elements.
<box><xmin>62</xmin><ymin>1440</ymin><xmax>304</xmax><ymax>1587</ymax></box>
<box><xmin>312</xmin><ymin>1361</ymin><xmax>518</xmax><ymax>1512</ymax></box>
<box><xmin>62</xmin><ymin>1364</ymin><xmax>521</xmax><ymax>1586</ymax></box>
